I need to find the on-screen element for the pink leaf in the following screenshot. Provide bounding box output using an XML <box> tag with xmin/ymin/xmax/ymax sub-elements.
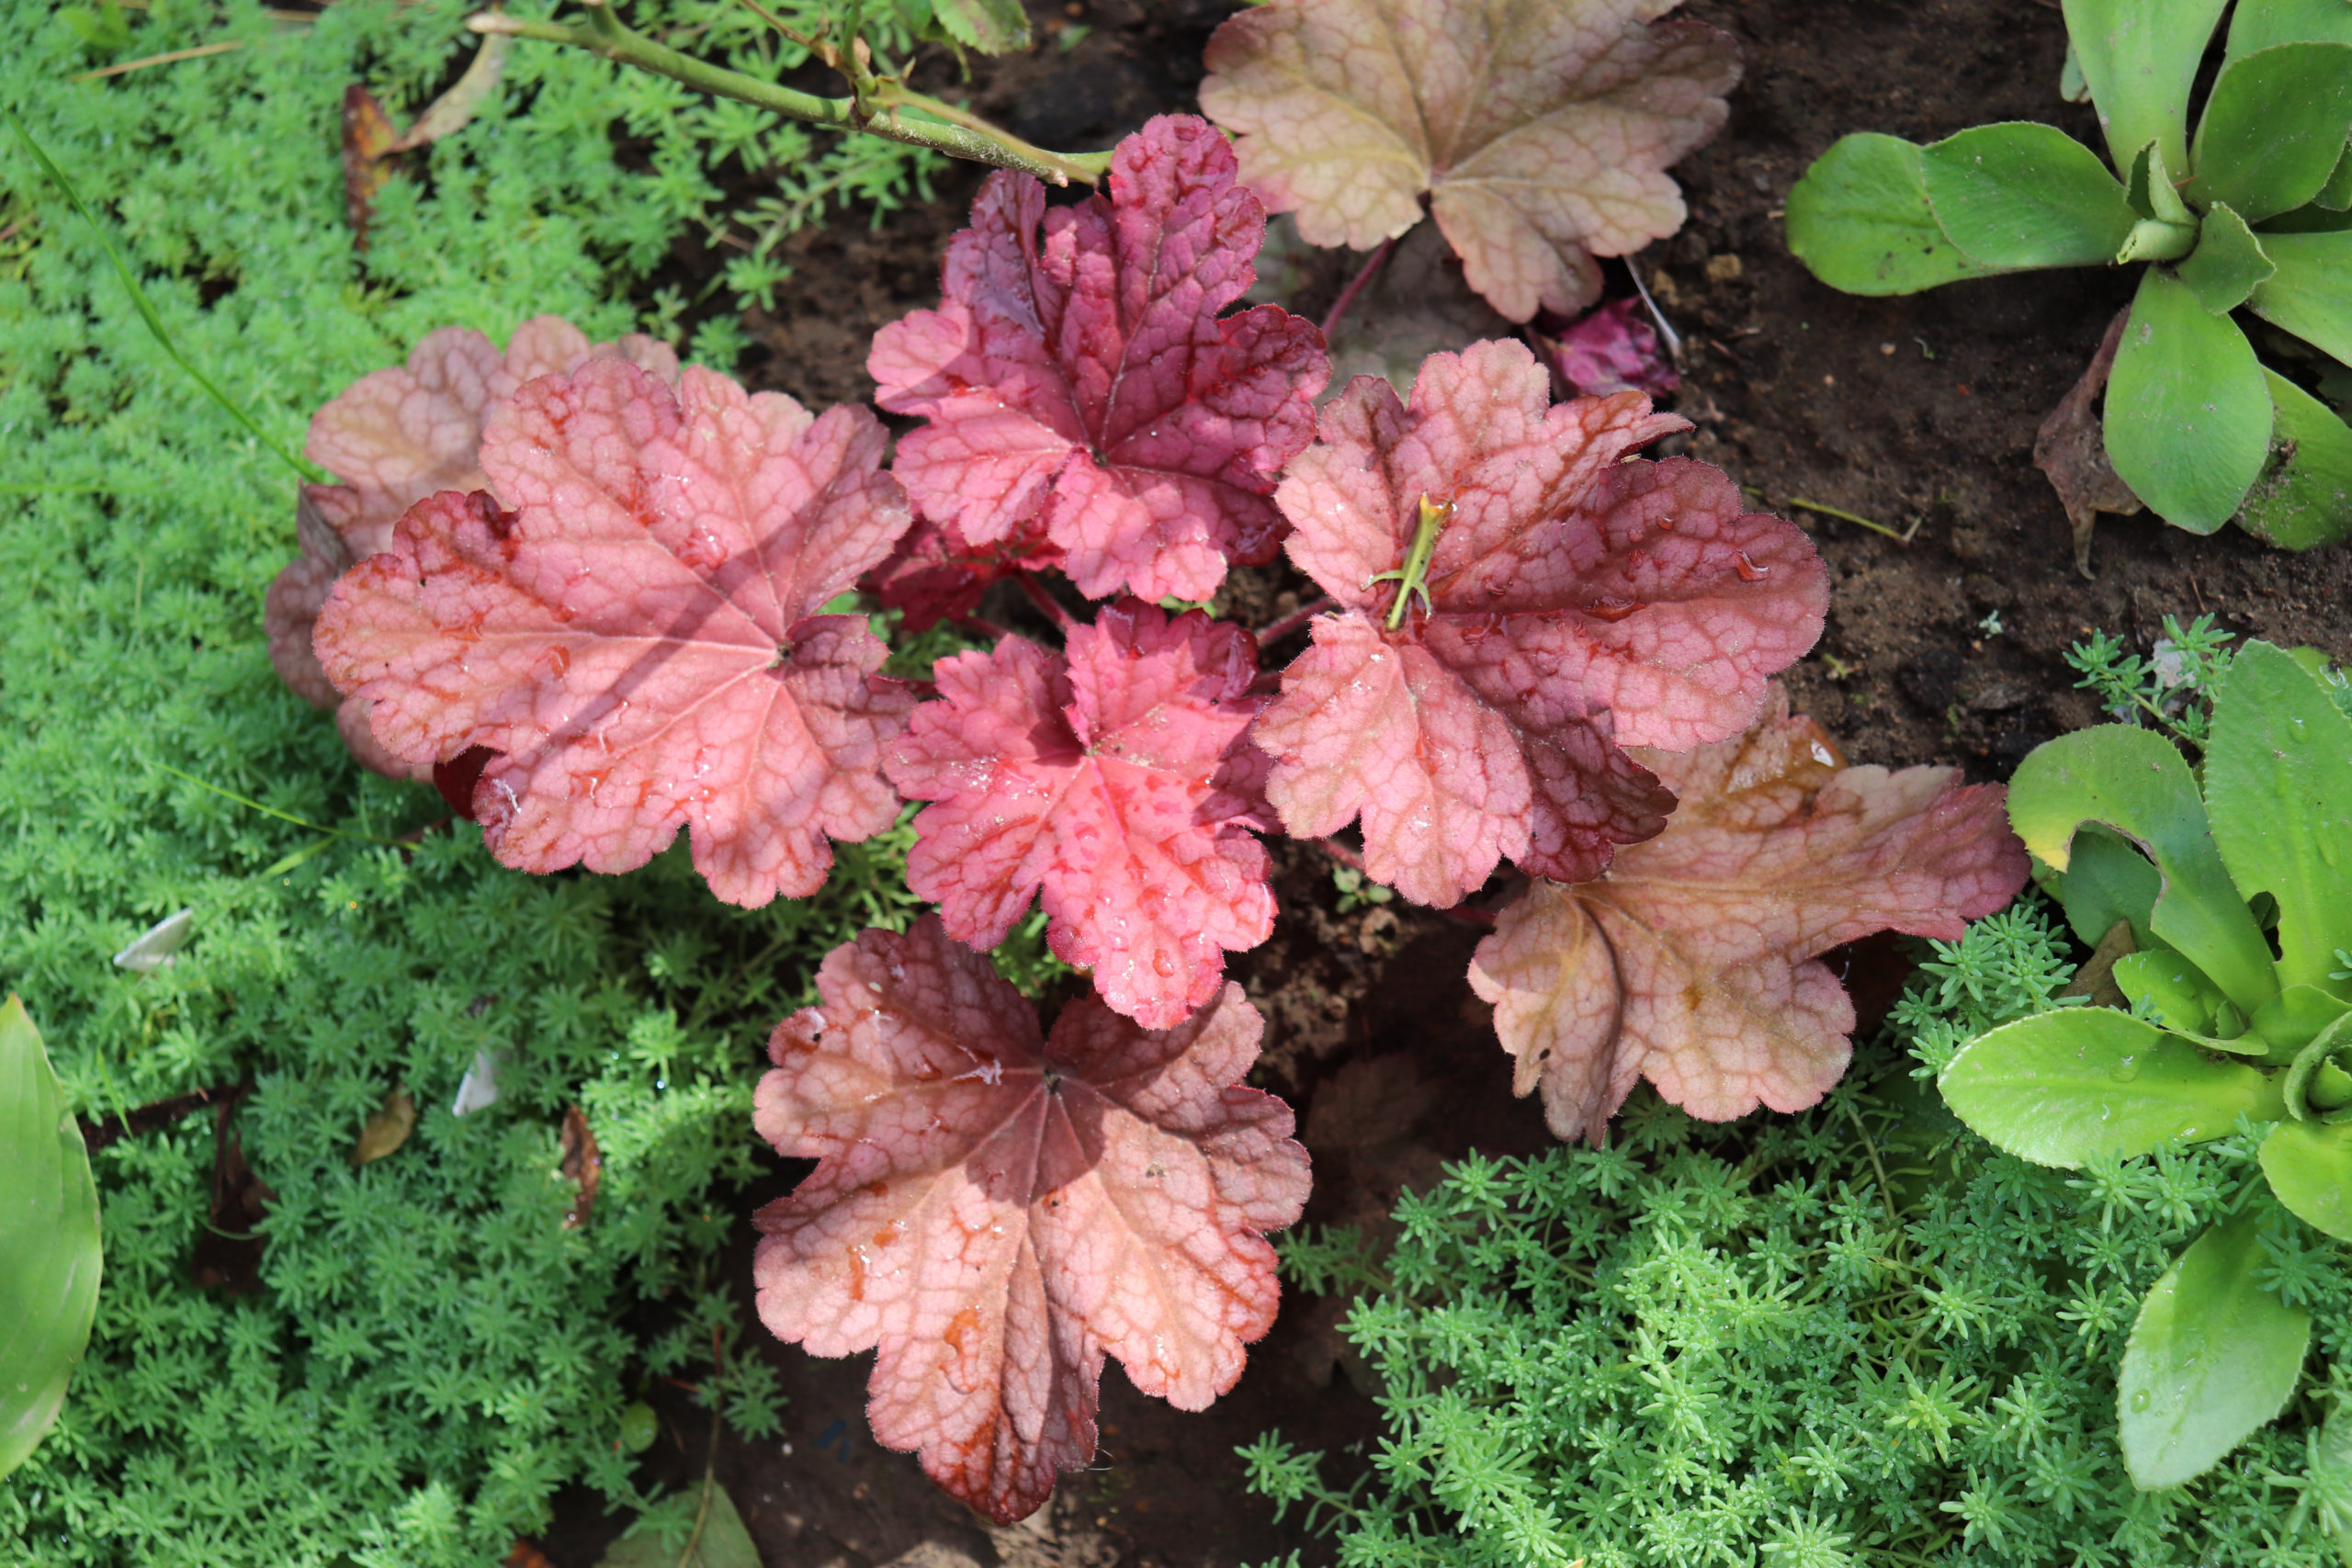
<box><xmin>1252</xmin><ymin>339</ymin><xmax>1826</xmax><ymax>908</ymax></box>
<box><xmin>1468</xmin><ymin>686</ymin><xmax>2031</xmax><ymax>1142</ymax></box>
<box><xmin>869</xmin><ymin>114</ymin><xmax>1329</xmax><ymax>604</ymax></box>
<box><xmin>1543</xmin><ymin>298</ymin><xmax>1679</xmax><ymax>400</ymax></box>
<box><xmin>752</xmin><ymin>918</ymin><xmax>1307</xmax><ymax>1523</ymax></box>
<box><xmin>863</xmin><ymin>510</ymin><xmax>1063</xmax><ymax>634</ymax></box>
<box><xmin>1200</xmin><ymin>0</ymin><xmax>1738</xmax><ymax>323</ymax></box>
<box><xmin>272</xmin><ymin>317</ymin><xmax>678</xmax><ymax>777</ymax></box>
<box><xmin>313</xmin><ymin>359</ymin><xmax>915</xmax><ymax>906</ymax></box>
<box><xmin>886</xmin><ymin>601</ymin><xmax>1275</xmax><ymax>1029</ymax></box>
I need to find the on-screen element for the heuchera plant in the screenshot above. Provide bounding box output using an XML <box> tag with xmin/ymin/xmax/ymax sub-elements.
<box><xmin>1783</xmin><ymin>0</ymin><xmax>2352</xmax><ymax>550</ymax></box>
<box><xmin>1199</xmin><ymin>0</ymin><xmax>1738</xmax><ymax>322</ymax></box>
<box><xmin>293</xmin><ymin>110</ymin><xmax>2023</xmax><ymax>1521</ymax></box>
<box><xmin>1941</xmin><ymin>639</ymin><xmax>2352</xmax><ymax>1491</ymax></box>
<box><xmin>1472</xmin><ymin>684</ymin><xmax>2030</xmax><ymax>1143</ymax></box>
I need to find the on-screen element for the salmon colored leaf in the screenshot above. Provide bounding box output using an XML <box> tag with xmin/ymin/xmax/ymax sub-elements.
<box><xmin>863</xmin><ymin>511</ymin><xmax>1063</xmax><ymax>634</ymax></box>
<box><xmin>270</xmin><ymin>317</ymin><xmax>678</xmax><ymax>778</ymax></box>
<box><xmin>1199</xmin><ymin>0</ymin><xmax>1738</xmax><ymax>322</ymax></box>
<box><xmin>313</xmin><ymin>358</ymin><xmax>915</xmax><ymax>906</ymax></box>
<box><xmin>752</xmin><ymin>918</ymin><xmax>1308</xmax><ymax>1524</ymax></box>
<box><xmin>869</xmin><ymin>114</ymin><xmax>1329</xmax><ymax>604</ymax></box>
<box><xmin>1468</xmin><ymin>686</ymin><xmax>2030</xmax><ymax>1143</ymax></box>
<box><xmin>1253</xmin><ymin>340</ymin><xmax>1826</xmax><ymax>908</ymax></box>
<box><xmin>886</xmin><ymin>601</ymin><xmax>1275</xmax><ymax>1029</ymax></box>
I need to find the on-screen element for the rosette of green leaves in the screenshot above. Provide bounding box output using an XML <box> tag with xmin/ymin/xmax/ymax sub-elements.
<box><xmin>1784</xmin><ymin>0</ymin><xmax>2352</xmax><ymax>547</ymax></box>
<box><xmin>1941</xmin><ymin>639</ymin><xmax>2352</xmax><ymax>1490</ymax></box>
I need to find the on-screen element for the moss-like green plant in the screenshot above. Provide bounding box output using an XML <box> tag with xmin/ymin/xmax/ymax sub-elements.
<box><xmin>1242</xmin><ymin>901</ymin><xmax>2352</xmax><ymax>1566</ymax></box>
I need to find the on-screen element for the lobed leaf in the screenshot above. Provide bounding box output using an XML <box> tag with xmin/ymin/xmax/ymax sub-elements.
<box><xmin>315</xmin><ymin>358</ymin><xmax>915</xmax><ymax>907</ymax></box>
<box><xmin>869</xmin><ymin>115</ymin><xmax>1328</xmax><ymax>604</ymax></box>
<box><xmin>1470</xmin><ymin>688</ymin><xmax>2029</xmax><ymax>1142</ymax></box>
<box><xmin>862</xmin><ymin>511</ymin><xmax>1061</xmax><ymax>634</ymax></box>
<box><xmin>1199</xmin><ymin>0</ymin><xmax>1737</xmax><ymax>322</ymax></box>
<box><xmin>271</xmin><ymin>316</ymin><xmax>678</xmax><ymax>777</ymax></box>
<box><xmin>1254</xmin><ymin>339</ymin><xmax>1825</xmax><ymax>908</ymax></box>
<box><xmin>886</xmin><ymin>602</ymin><xmax>1275</xmax><ymax>1029</ymax></box>
<box><xmin>1544</xmin><ymin>298</ymin><xmax>1679</xmax><ymax>400</ymax></box>
<box><xmin>751</xmin><ymin>919</ymin><xmax>1307</xmax><ymax>1523</ymax></box>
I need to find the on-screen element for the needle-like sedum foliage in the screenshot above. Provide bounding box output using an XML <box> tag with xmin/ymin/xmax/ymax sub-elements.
<box><xmin>1247</xmin><ymin>900</ymin><xmax>2352</xmax><ymax>1566</ymax></box>
<box><xmin>0</xmin><ymin>2</ymin><xmax>981</xmax><ymax>1561</ymax></box>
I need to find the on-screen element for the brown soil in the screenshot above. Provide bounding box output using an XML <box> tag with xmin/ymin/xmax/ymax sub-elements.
<box><xmin>551</xmin><ymin>0</ymin><xmax>2351</xmax><ymax>1563</ymax></box>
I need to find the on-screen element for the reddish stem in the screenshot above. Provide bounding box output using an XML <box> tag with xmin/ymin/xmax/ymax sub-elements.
<box><xmin>1014</xmin><ymin>571</ymin><xmax>1080</xmax><ymax>637</ymax></box>
<box><xmin>1319</xmin><ymin>236</ymin><xmax>1395</xmax><ymax>343</ymax></box>
<box><xmin>1253</xmin><ymin>595</ymin><xmax>1336</xmax><ymax>648</ymax></box>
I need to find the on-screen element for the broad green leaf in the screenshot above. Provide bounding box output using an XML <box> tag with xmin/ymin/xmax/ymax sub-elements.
<box><xmin>2253</xmin><ymin>985</ymin><xmax>2352</xmax><ymax>1064</ymax></box>
<box><xmin>2105</xmin><ymin>269</ymin><xmax>2276</xmax><ymax>533</ymax></box>
<box><xmin>2203</xmin><ymin>640</ymin><xmax>2352</xmax><ymax>993</ymax></box>
<box><xmin>2177</xmin><ymin>202</ymin><xmax>2276</xmax><ymax>312</ymax></box>
<box><xmin>2227</xmin><ymin>0</ymin><xmax>2352</xmax><ymax>63</ymax></box>
<box><xmin>1785</xmin><ymin>133</ymin><xmax>1999</xmax><ymax>296</ymax></box>
<box><xmin>2284</xmin><ymin>1012</ymin><xmax>2352</xmax><ymax>1119</ymax></box>
<box><xmin>2262</xmin><ymin>1118</ymin><xmax>2352</xmax><ymax>1238</ymax></box>
<box><xmin>0</xmin><ymin>995</ymin><xmax>102</xmax><ymax>1479</ymax></box>
<box><xmin>2239</xmin><ymin>371</ymin><xmax>2352</xmax><ymax>548</ymax></box>
<box><xmin>2064</xmin><ymin>0</ymin><xmax>2231</xmax><ymax>173</ymax></box>
<box><xmin>930</xmin><ymin>0</ymin><xmax>1030</xmax><ymax>52</ymax></box>
<box><xmin>2188</xmin><ymin>44</ymin><xmax>2352</xmax><ymax>220</ymax></box>
<box><xmin>2056</xmin><ymin>822</ymin><xmax>2160</xmax><ymax>947</ymax></box>
<box><xmin>2250</xmin><ymin>230</ymin><xmax>2352</xmax><ymax>366</ymax></box>
<box><xmin>1919</xmin><ymin>121</ymin><xmax>2139</xmax><ymax>268</ymax></box>
<box><xmin>2118</xmin><ymin>1210</ymin><xmax>2312</xmax><ymax>1488</ymax></box>
<box><xmin>595</xmin><ymin>1475</ymin><xmax>762</xmax><ymax>1568</ymax></box>
<box><xmin>2114</xmin><ymin>949</ymin><xmax>2224</xmax><ymax>1034</ymax></box>
<box><xmin>2008</xmin><ymin>724</ymin><xmax>2279</xmax><ymax>1012</ymax></box>
<box><xmin>1939</xmin><ymin>1008</ymin><xmax>2283</xmax><ymax>1168</ymax></box>
<box><xmin>2319</xmin><ymin>140</ymin><xmax>2352</xmax><ymax>209</ymax></box>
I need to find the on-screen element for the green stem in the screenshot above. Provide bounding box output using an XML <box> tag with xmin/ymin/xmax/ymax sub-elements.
<box><xmin>3</xmin><ymin>108</ymin><xmax>327</xmax><ymax>485</ymax></box>
<box><xmin>153</xmin><ymin>763</ymin><xmax>403</xmax><ymax>847</ymax></box>
<box><xmin>469</xmin><ymin>6</ymin><xmax>1113</xmax><ymax>186</ymax></box>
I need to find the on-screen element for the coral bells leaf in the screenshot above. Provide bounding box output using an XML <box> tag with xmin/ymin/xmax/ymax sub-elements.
<box><xmin>886</xmin><ymin>602</ymin><xmax>1275</xmax><ymax>1029</ymax></box>
<box><xmin>1469</xmin><ymin>686</ymin><xmax>2031</xmax><ymax>1142</ymax></box>
<box><xmin>1199</xmin><ymin>0</ymin><xmax>1738</xmax><ymax>322</ymax></box>
<box><xmin>270</xmin><ymin>316</ymin><xmax>677</xmax><ymax>776</ymax></box>
<box><xmin>752</xmin><ymin>918</ymin><xmax>1308</xmax><ymax>1524</ymax></box>
<box><xmin>863</xmin><ymin>511</ymin><xmax>1063</xmax><ymax>634</ymax></box>
<box><xmin>1253</xmin><ymin>340</ymin><xmax>1826</xmax><ymax>908</ymax></box>
<box><xmin>313</xmin><ymin>358</ymin><xmax>915</xmax><ymax>906</ymax></box>
<box><xmin>1545</xmin><ymin>298</ymin><xmax>1680</xmax><ymax>400</ymax></box>
<box><xmin>868</xmin><ymin>114</ymin><xmax>1329</xmax><ymax>604</ymax></box>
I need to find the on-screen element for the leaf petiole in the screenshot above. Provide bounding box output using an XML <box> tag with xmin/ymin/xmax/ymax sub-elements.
<box><xmin>1370</xmin><ymin>494</ymin><xmax>1451</xmax><ymax>630</ymax></box>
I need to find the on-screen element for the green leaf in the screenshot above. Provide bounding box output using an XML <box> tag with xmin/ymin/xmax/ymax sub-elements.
<box><xmin>2105</xmin><ymin>268</ymin><xmax>2277</xmax><ymax>532</ymax></box>
<box><xmin>2318</xmin><ymin>141</ymin><xmax>2352</xmax><ymax>209</ymax></box>
<box><xmin>2203</xmin><ymin>640</ymin><xmax>2352</xmax><ymax>992</ymax></box>
<box><xmin>2055</xmin><ymin>822</ymin><xmax>2161</xmax><ymax>947</ymax></box>
<box><xmin>2262</xmin><ymin>1118</ymin><xmax>2352</xmax><ymax>1238</ymax></box>
<box><xmin>2126</xmin><ymin>138</ymin><xmax>2199</xmax><ymax>224</ymax></box>
<box><xmin>1785</xmin><ymin>133</ymin><xmax>2000</xmax><ymax>296</ymax></box>
<box><xmin>2227</xmin><ymin>0</ymin><xmax>2352</xmax><ymax>63</ymax></box>
<box><xmin>2253</xmin><ymin>985</ymin><xmax>2352</xmax><ymax>1059</ymax></box>
<box><xmin>2118</xmin><ymin>1210</ymin><xmax>2312</xmax><ymax>1489</ymax></box>
<box><xmin>595</xmin><ymin>1476</ymin><xmax>763</xmax><ymax>1568</ymax></box>
<box><xmin>2237</xmin><ymin>371</ymin><xmax>2352</xmax><ymax>548</ymax></box>
<box><xmin>2114</xmin><ymin>948</ymin><xmax>2224</xmax><ymax>1034</ymax></box>
<box><xmin>929</xmin><ymin>0</ymin><xmax>1030</xmax><ymax>52</ymax></box>
<box><xmin>2177</xmin><ymin>201</ymin><xmax>2276</xmax><ymax>311</ymax></box>
<box><xmin>0</xmin><ymin>995</ymin><xmax>102</xmax><ymax>1480</ymax></box>
<box><xmin>1918</xmin><ymin>121</ymin><xmax>2140</xmax><ymax>268</ymax></box>
<box><xmin>2189</xmin><ymin>43</ymin><xmax>2352</xmax><ymax>221</ymax></box>
<box><xmin>2063</xmin><ymin>0</ymin><xmax>2231</xmax><ymax>173</ymax></box>
<box><xmin>2250</xmin><ymin>230</ymin><xmax>2352</xmax><ymax>364</ymax></box>
<box><xmin>1939</xmin><ymin>1008</ymin><xmax>2284</xmax><ymax>1168</ymax></box>
<box><xmin>2007</xmin><ymin>723</ymin><xmax>2279</xmax><ymax>1012</ymax></box>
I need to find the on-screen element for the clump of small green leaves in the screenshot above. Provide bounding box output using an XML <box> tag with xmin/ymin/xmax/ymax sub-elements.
<box><xmin>1784</xmin><ymin>0</ymin><xmax>2352</xmax><ymax>548</ymax></box>
<box><xmin>1942</xmin><ymin>635</ymin><xmax>2352</xmax><ymax>1490</ymax></box>
<box><xmin>2063</xmin><ymin>612</ymin><xmax>2238</xmax><ymax>747</ymax></box>
<box><xmin>1243</xmin><ymin>908</ymin><xmax>2352</xmax><ymax>1565</ymax></box>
